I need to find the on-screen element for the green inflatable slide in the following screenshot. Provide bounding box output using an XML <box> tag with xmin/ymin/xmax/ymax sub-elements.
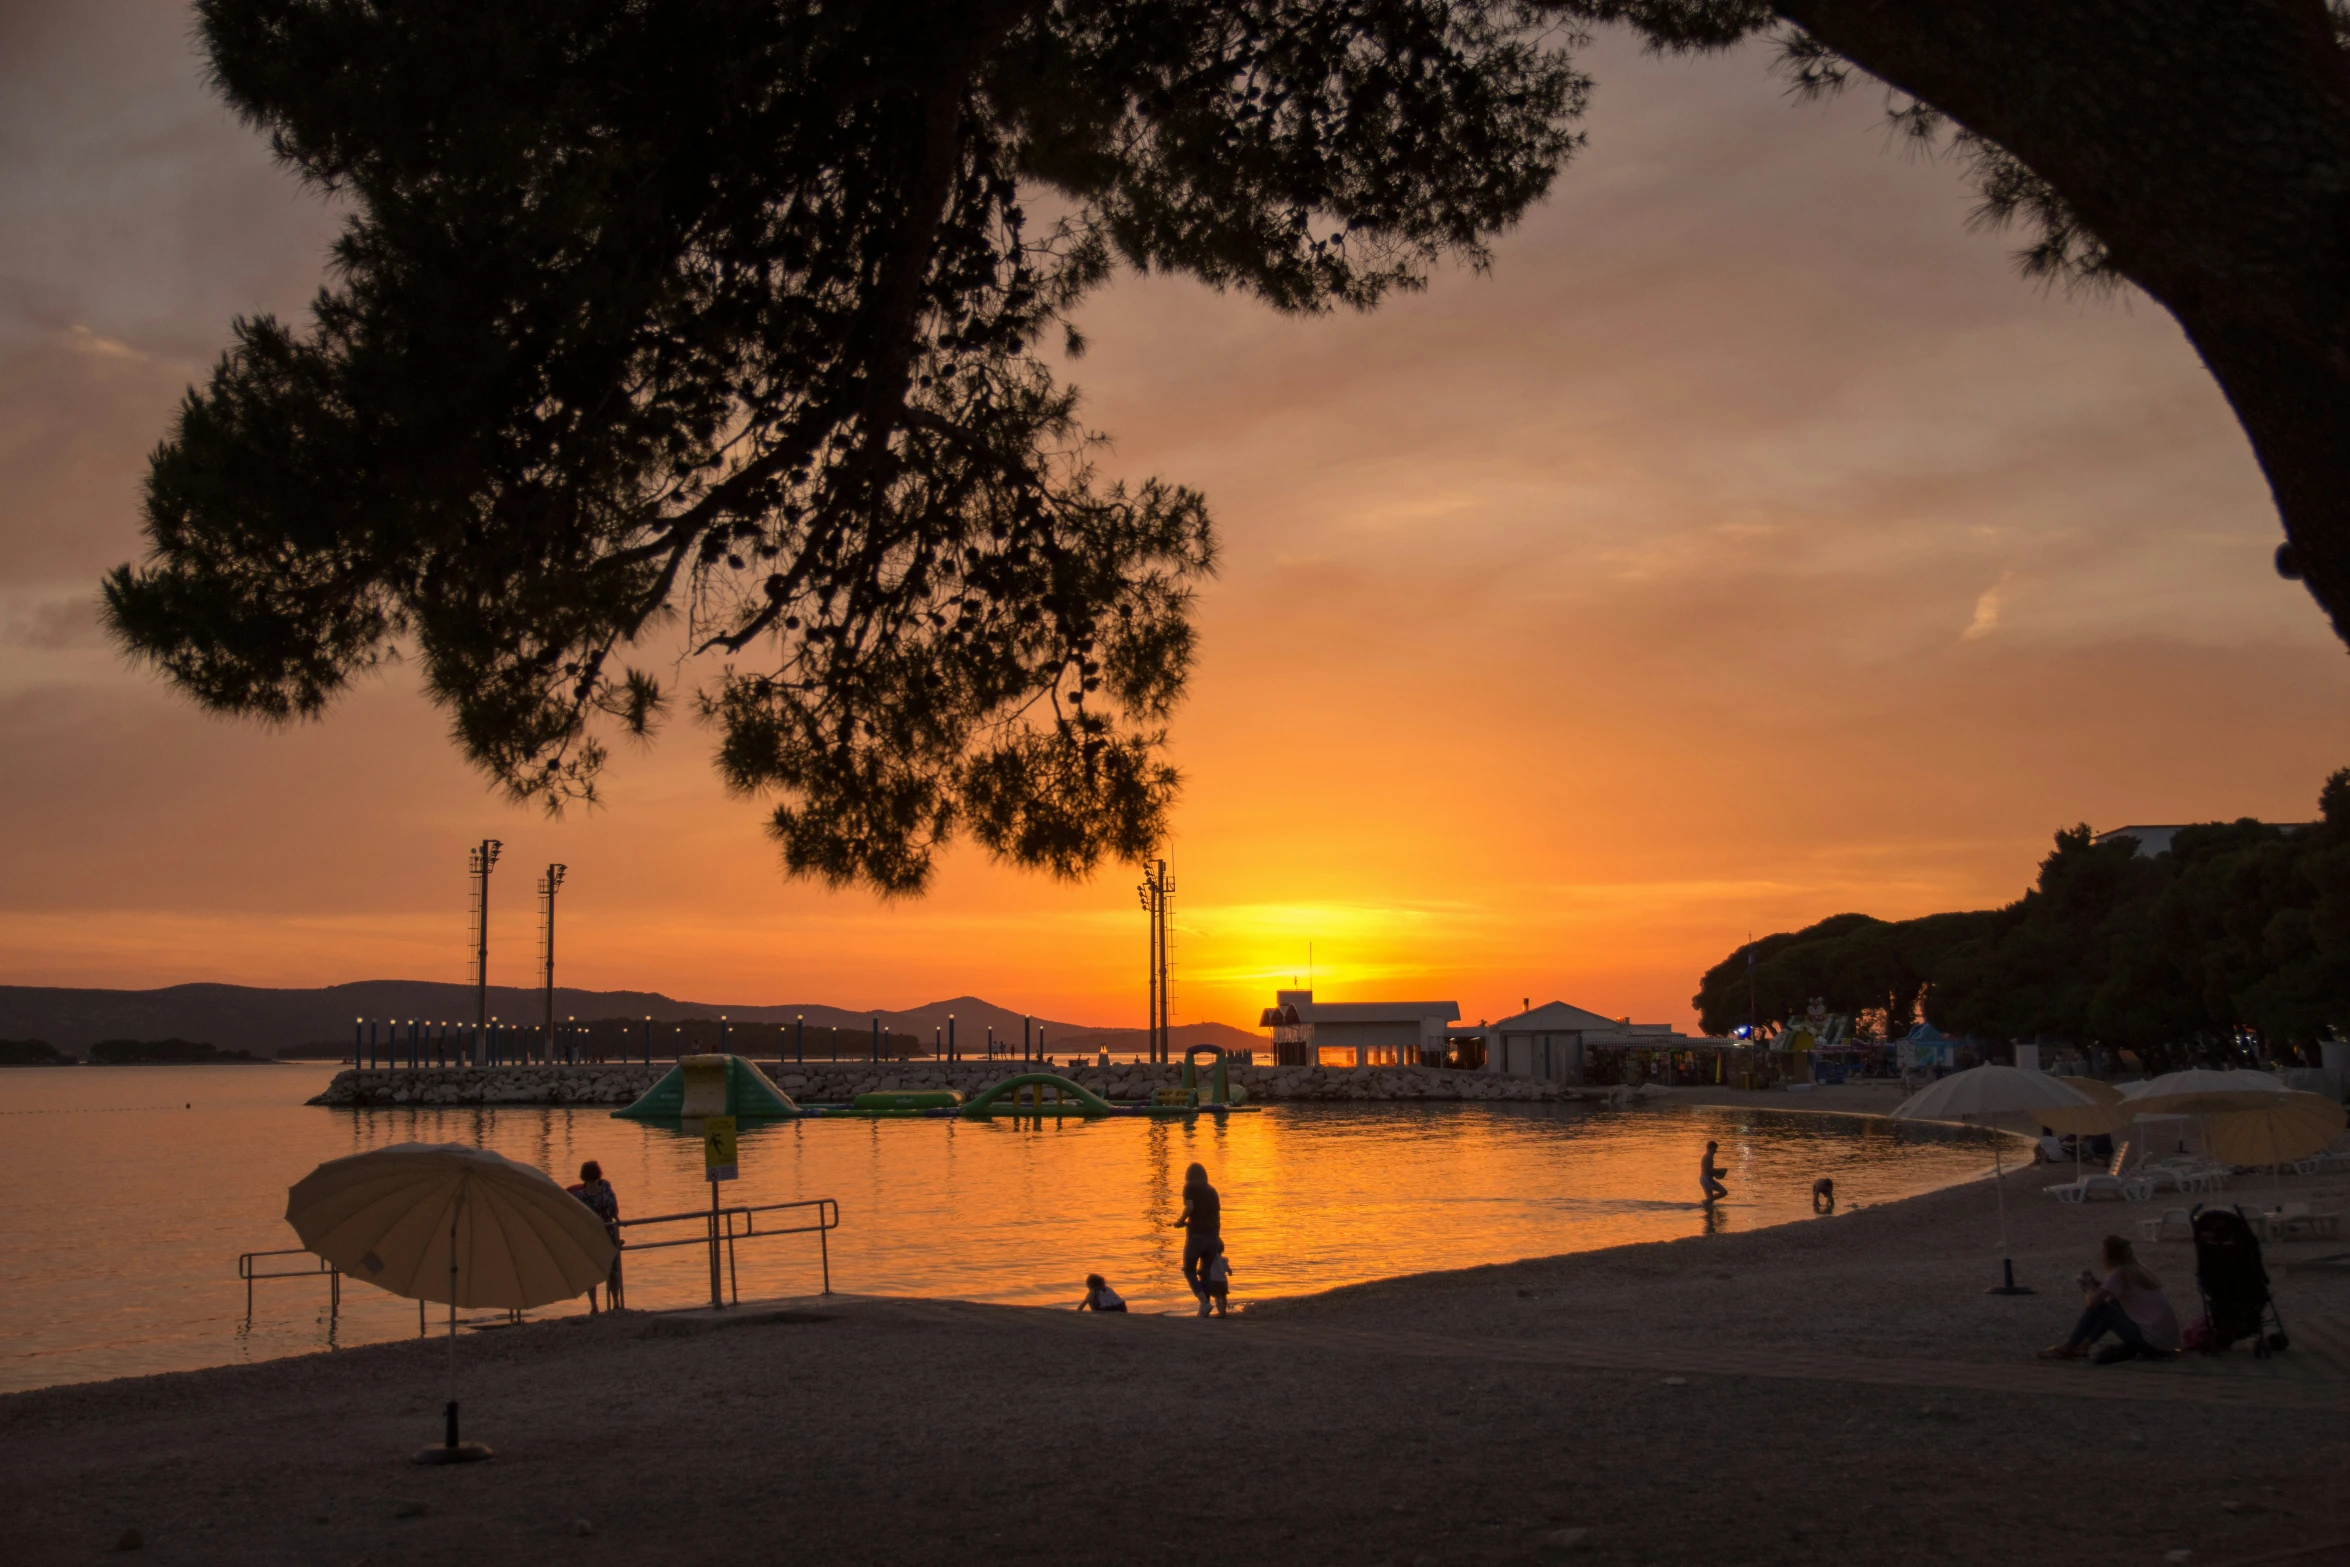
<box><xmin>612</xmin><ymin>1054</ymin><xmax>801</xmax><ymax>1120</ymax></box>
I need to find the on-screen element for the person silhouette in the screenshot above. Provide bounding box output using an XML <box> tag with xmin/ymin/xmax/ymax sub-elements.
<box><xmin>1699</xmin><ymin>1141</ymin><xmax>1729</xmax><ymax>1205</ymax></box>
<box><xmin>567</xmin><ymin>1160</ymin><xmax>623</xmax><ymax>1312</ymax></box>
<box><xmin>1174</xmin><ymin>1162</ymin><xmax>1222</xmax><ymax>1317</ymax></box>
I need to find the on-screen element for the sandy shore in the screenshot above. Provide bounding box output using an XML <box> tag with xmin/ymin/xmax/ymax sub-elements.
<box><xmin>7</xmin><ymin>1137</ymin><xmax>2350</xmax><ymax>1565</ymax></box>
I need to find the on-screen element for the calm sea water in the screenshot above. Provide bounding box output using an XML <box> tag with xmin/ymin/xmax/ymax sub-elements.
<box><xmin>0</xmin><ymin>1065</ymin><xmax>1998</xmax><ymax>1392</ymax></box>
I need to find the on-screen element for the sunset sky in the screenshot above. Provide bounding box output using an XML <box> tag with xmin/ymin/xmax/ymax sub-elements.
<box><xmin>3</xmin><ymin>2</ymin><xmax>2344</xmax><ymax>1032</ymax></box>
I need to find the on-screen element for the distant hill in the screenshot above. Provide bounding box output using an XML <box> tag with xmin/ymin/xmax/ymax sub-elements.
<box><xmin>0</xmin><ymin>982</ymin><xmax>1263</xmax><ymax>1058</ymax></box>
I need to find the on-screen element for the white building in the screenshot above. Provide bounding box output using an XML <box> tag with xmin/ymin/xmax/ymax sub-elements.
<box><xmin>1257</xmin><ymin>990</ymin><xmax>1711</xmax><ymax>1078</ymax></box>
<box><xmin>1257</xmin><ymin>990</ymin><xmax>1460</xmax><ymax>1068</ymax></box>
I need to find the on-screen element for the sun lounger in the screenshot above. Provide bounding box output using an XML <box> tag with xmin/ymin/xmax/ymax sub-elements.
<box><xmin>2263</xmin><ymin>1204</ymin><xmax>2342</xmax><ymax>1241</ymax></box>
<box><xmin>2138</xmin><ymin>1208</ymin><xmax>2195</xmax><ymax>1245</ymax></box>
<box><xmin>2044</xmin><ymin>1172</ymin><xmax>2153</xmax><ymax>1203</ymax></box>
<box><xmin>2045</xmin><ymin>1140</ymin><xmax>2151</xmax><ymax>1202</ymax></box>
<box><xmin>2143</xmin><ymin>1157</ymin><xmax>2230</xmax><ymax>1195</ymax></box>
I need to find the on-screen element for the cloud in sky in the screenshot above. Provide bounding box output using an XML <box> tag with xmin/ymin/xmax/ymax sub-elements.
<box><xmin>0</xmin><ymin>8</ymin><xmax>2342</xmax><ymax>1031</ymax></box>
<box><xmin>1961</xmin><ymin>575</ymin><xmax>2011</xmax><ymax>642</ymax></box>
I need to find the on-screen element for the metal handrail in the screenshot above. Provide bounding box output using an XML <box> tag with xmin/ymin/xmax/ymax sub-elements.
<box><xmin>233</xmin><ymin>1195</ymin><xmax>837</xmax><ymax>1325</ymax></box>
<box><xmin>615</xmin><ymin>1196</ymin><xmax>839</xmax><ymax>1307</ymax></box>
<box><xmin>238</xmin><ymin>1246</ymin><xmax>340</xmax><ymax>1322</ymax></box>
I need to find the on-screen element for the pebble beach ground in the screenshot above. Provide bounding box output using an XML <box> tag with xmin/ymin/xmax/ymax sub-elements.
<box><xmin>6</xmin><ymin>1119</ymin><xmax>2349</xmax><ymax>1566</ymax></box>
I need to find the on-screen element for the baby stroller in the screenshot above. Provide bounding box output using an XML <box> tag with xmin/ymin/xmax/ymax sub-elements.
<box><xmin>2190</xmin><ymin>1206</ymin><xmax>2288</xmax><ymax>1357</ymax></box>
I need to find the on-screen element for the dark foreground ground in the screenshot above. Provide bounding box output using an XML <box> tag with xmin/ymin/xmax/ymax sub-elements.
<box><xmin>7</xmin><ymin>1160</ymin><xmax>2350</xmax><ymax>1566</ymax></box>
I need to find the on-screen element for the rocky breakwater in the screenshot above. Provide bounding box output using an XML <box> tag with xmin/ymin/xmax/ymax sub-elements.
<box><xmin>309</xmin><ymin>1064</ymin><xmax>669</xmax><ymax>1107</ymax></box>
<box><xmin>312</xmin><ymin>1060</ymin><xmax>1584</xmax><ymax>1108</ymax></box>
<box><xmin>768</xmin><ymin>1061</ymin><xmax>1574</xmax><ymax>1103</ymax></box>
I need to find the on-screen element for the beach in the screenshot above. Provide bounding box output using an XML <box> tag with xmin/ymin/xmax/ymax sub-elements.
<box><xmin>8</xmin><ymin>1143</ymin><xmax>2347</xmax><ymax>1566</ymax></box>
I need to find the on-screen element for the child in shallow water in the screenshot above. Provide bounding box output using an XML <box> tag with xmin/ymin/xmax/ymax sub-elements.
<box><xmin>1699</xmin><ymin>1141</ymin><xmax>1729</xmax><ymax>1204</ymax></box>
<box><xmin>1204</xmin><ymin>1247</ymin><xmax>1232</xmax><ymax>1317</ymax></box>
<box><xmin>1077</xmin><ymin>1274</ymin><xmax>1127</xmax><ymax>1312</ymax></box>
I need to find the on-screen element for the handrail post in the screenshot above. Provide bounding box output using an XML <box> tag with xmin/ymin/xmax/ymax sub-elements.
<box><xmin>707</xmin><ymin>1181</ymin><xmax>722</xmax><ymax>1310</ymax></box>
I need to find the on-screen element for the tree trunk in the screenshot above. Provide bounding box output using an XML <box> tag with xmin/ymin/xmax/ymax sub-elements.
<box><xmin>1778</xmin><ymin>0</ymin><xmax>2350</xmax><ymax>642</ymax></box>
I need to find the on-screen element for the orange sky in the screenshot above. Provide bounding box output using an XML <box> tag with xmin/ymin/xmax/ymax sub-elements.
<box><xmin>3</xmin><ymin>4</ymin><xmax>2345</xmax><ymax>1031</ymax></box>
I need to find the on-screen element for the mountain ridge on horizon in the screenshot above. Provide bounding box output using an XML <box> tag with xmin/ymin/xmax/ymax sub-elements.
<box><xmin>0</xmin><ymin>979</ymin><xmax>1263</xmax><ymax>1055</ymax></box>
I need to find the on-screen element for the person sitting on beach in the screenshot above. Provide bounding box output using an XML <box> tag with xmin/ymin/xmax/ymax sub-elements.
<box><xmin>1175</xmin><ymin>1162</ymin><xmax>1222</xmax><ymax>1317</ymax></box>
<box><xmin>1076</xmin><ymin>1274</ymin><xmax>1128</xmax><ymax>1312</ymax></box>
<box><xmin>2040</xmin><ymin>1234</ymin><xmax>2182</xmax><ymax>1364</ymax></box>
<box><xmin>1699</xmin><ymin>1141</ymin><xmax>1729</xmax><ymax>1204</ymax></box>
<box><xmin>567</xmin><ymin>1160</ymin><xmax>623</xmax><ymax>1313</ymax></box>
<box><xmin>1204</xmin><ymin>1245</ymin><xmax>1233</xmax><ymax>1318</ymax></box>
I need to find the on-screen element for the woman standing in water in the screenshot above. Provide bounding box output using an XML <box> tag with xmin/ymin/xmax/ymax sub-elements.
<box><xmin>1174</xmin><ymin>1162</ymin><xmax>1221</xmax><ymax>1317</ymax></box>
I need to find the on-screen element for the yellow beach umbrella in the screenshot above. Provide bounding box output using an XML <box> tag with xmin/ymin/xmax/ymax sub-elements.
<box><xmin>2129</xmin><ymin>1087</ymin><xmax>2307</xmax><ymax>1120</ymax></box>
<box><xmin>2195</xmin><ymin>1092</ymin><xmax>2346</xmax><ymax>1167</ymax></box>
<box><xmin>2033</xmin><ymin>1076</ymin><xmax>2133</xmax><ymax>1188</ymax></box>
<box><xmin>286</xmin><ymin>1142</ymin><xmax>616</xmax><ymax>1463</ymax></box>
<box><xmin>2039</xmin><ymin>1076</ymin><xmax>2131</xmax><ymax>1137</ymax></box>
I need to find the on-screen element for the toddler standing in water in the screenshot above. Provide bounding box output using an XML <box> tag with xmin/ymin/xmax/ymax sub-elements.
<box><xmin>1204</xmin><ymin>1245</ymin><xmax>1232</xmax><ymax>1317</ymax></box>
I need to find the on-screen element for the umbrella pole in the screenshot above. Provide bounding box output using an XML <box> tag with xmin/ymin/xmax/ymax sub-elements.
<box><xmin>416</xmin><ymin>1180</ymin><xmax>492</xmax><ymax>1464</ymax></box>
<box><xmin>447</xmin><ymin>1194</ymin><xmax>458</xmax><ymax>1444</ymax></box>
<box><xmin>1987</xmin><ymin>1134</ymin><xmax>2033</xmax><ymax>1295</ymax></box>
<box><xmin>1996</xmin><ymin>1138</ymin><xmax>2006</xmax><ymax>1248</ymax></box>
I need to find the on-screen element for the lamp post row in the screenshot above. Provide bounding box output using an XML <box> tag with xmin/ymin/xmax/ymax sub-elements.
<box><xmin>337</xmin><ymin>844</ymin><xmax>1049</xmax><ymax>1072</ymax></box>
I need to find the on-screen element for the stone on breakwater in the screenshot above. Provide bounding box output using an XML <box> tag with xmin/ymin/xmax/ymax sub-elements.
<box><xmin>309</xmin><ymin>1059</ymin><xmax>1582</xmax><ymax>1108</ymax></box>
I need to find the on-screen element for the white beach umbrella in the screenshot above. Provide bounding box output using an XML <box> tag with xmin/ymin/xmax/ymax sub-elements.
<box><xmin>286</xmin><ymin>1142</ymin><xmax>616</xmax><ymax>1462</ymax></box>
<box><xmin>1892</xmin><ymin>1065</ymin><xmax>2097</xmax><ymax>1295</ymax></box>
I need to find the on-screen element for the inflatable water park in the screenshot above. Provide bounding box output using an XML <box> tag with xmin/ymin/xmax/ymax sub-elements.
<box><xmin>613</xmin><ymin>1047</ymin><xmax>1258</xmax><ymax>1122</ymax></box>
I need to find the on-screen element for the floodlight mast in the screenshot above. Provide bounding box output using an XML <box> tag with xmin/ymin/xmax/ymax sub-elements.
<box><xmin>540</xmin><ymin>863</ymin><xmax>567</xmax><ymax>1063</ymax></box>
<box><xmin>469</xmin><ymin>839</ymin><xmax>503</xmax><ymax>1037</ymax></box>
<box><xmin>1135</xmin><ymin>860</ymin><xmax>1174</xmax><ymax>1062</ymax></box>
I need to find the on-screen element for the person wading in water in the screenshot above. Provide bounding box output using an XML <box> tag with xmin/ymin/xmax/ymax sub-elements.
<box><xmin>1174</xmin><ymin>1162</ymin><xmax>1222</xmax><ymax>1317</ymax></box>
<box><xmin>1699</xmin><ymin>1141</ymin><xmax>1729</xmax><ymax>1206</ymax></box>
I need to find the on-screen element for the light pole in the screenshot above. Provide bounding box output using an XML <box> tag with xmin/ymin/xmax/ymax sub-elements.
<box><xmin>539</xmin><ymin>862</ymin><xmax>566</xmax><ymax>1063</ymax></box>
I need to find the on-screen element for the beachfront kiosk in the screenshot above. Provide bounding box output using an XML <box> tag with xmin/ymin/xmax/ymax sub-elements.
<box><xmin>1453</xmin><ymin>1001</ymin><xmax>1742</xmax><ymax>1086</ymax></box>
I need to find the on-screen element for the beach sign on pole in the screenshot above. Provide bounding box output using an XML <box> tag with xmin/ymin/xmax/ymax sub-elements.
<box><xmin>703</xmin><ymin>1114</ymin><xmax>738</xmax><ymax>1183</ymax></box>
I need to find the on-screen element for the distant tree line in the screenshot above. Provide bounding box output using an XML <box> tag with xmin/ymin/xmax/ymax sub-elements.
<box><xmin>89</xmin><ymin>1039</ymin><xmax>258</xmax><ymax>1065</ymax></box>
<box><xmin>1693</xmin><ymin>769</ymin><xmax>2350</xmax><ymax>1072</ymax></box>
<box><xmin>0</xmin><ymin>1038</ymin><xmax>260</xmax><ymax>1065</ymax></box>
